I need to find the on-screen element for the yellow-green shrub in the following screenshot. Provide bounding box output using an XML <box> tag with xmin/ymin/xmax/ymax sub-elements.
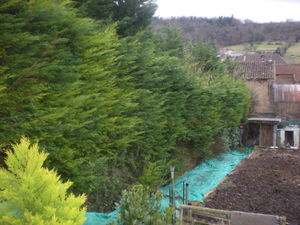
<box><xmin>0</xmin><ymin>137</ymin><xmax>86</xmax><ymax>225</ymax></box>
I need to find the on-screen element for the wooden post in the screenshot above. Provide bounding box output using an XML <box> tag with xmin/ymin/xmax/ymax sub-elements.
<box><xmin>273</xmin><ymin>124</ymin><xmax>277</xmax><ymax>147</ymax></box>
<box><xmin>170</xmin><ymin>167</ymin><xmax>176</xmax><ymax>225</ymax></box>
<box><xmin>188</xmin><ymin>209</ymin><xmax>193</xmax><ymax>224</ymax></box>
<box><xmin>186</xmin><ymin>183</ymin><xmax>189</xmax><ymax>205</ymax></box>
<box><xmin>259</xmin><ymin>123</ymin><xmax>262</xmax><ymax>147</ymax></box>
<box><xmin>179</xmin><ymin>207</ymin><xmax>184</xmax><ymax>225</ymax></box>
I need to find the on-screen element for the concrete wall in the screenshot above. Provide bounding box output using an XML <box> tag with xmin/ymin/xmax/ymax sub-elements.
<box><xmin>231</xmin><ymin>211</ymin><xmax>285</xmax><ymax>225</ymax></box>
<box><xmin>246</xmin><ymin>80</ymin><xmax>274</xmax><ymax>115</ymax></box>
<box><xmin>246</xmin><ymin>80</ymin><xmax>300</xmax><ymax>118</ymax></box>
<box><xmin>278</xmin><ymin>126</ymin><xmax>300</xmax><ymax>149</ymax></box>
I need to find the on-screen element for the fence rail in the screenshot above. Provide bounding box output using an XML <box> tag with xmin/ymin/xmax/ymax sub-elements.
<box><xmin>179</xmin><ymin>205</ymin><xmax>286</xmax><ymax>225</ymax></box>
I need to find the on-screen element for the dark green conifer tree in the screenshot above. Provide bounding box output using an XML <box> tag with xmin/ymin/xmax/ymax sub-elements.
<box><xmin>74</xmin><ymin>0</ymin><xmax>157</xmax><ymax>36</ymax></box>
<box><xmin>0</xmin><ymin>0</ymin><xmax>250</xmax><ymax>212</ymax></box>
<box><xmin>0</xmin><ymin>0</ymin><xmax>139</xmax><ymax>211</ymax></box>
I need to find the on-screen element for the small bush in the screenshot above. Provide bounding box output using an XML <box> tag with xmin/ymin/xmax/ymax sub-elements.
<box><xmin>221</xmin><ymin>127</ymin><xmax>241</xmax><ymax>152</ymax></box>
<box><xmin>0</xmin><ymin>137</ymin><xmax>86</xmax><ymax>225</ymax></box>
<box><xmin>112</xmin><ymin>185</ymin><xmax>174</xmax><ymax>225</ymax></box>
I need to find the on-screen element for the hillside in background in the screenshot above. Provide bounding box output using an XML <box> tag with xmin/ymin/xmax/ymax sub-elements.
<box><xmin>153</xmin><ymin>16</ymin><xmax>300</xmax><ymax>47</ymax></box>
<box><xmin>284</xmin><ymin>42</ymin><xmax>300</xmax><ymax>63</ymax></box>
<box><xmin>224</xmin><ymin>41</ymin><xmax>300</xmax><ymax>63</ymax></box>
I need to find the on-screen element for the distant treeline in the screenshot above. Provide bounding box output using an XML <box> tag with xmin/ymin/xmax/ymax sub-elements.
<box><xmin>153</xmin><ymin>16</ymin><xmax>300</xmax><ymax>46</ymax></box>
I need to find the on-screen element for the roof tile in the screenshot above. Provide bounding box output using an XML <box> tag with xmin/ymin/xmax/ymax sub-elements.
<box><xmin>234</xmin><ymin>61</ymin><xmax>275</xmax><ymax>80</ymax></box>
<box><xmin>276</xmin><ymin>64</ymin><xmax>300</xmax><ymax>82</ymax></box>
<box><xmin>234</xmin><ymin>53</ymin><xmax>287</xmax><ymax>65</ymax></box>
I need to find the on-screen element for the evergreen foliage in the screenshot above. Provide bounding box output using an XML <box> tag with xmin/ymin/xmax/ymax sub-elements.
<box><xmin>0</xmin><ymin>0</ymin><xmax>139</xmax><ymax>211</ymax></box>
<box><xmin>75</xmin><ymin>0</ymin><xmax>157</xmax><ymax>36</ymax></box>
<box><xmin>220</xmin><ymin>127</ymin><xmax>241</xmax><ymax>152</ymax></box>
<box><xmin>181</xmin><ymin>41</ymin><xmax>250</xmax><ymax>156</ymax></box>
<box><xmin>112</xmin><ymin>185</ymin><xmax>173</xmax><ymax>225</ymax></box>
<box><xmin>137</xmin><ymin>160</ymin><xmax>171</xmax><ymax>189</ymax></box>
<box><xmin>0</xmin><ymin>0</ymin><xmax>250</xmax><ymax>212</ymax></box>
<box><xmin>0</xmin><ymin>137</ymin><xmax>86</xmax><ymax>225</ymax></box>
<box><xmin>154</xmin><ymin>25</ymin><xmax>184</xmax><ymax>58</ymax></box>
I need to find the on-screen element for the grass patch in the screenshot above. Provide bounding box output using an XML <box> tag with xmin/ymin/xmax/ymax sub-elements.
<box><xmin>256</xmin><ymin>42</ymin><xmax>282</xmax><ymax>51</ymax></box>
<box><xmin>284</xmin><ymin>42</ymin><xmax>300</xmax><ymax>63</ymax></box>
<box><xmin>225</xmin><ymin>41</ymin><xmax>285</xmax><ymax>52</ymax></box>
<box><xmin>225</xmin><ymin>44</ymin><xmax>245</xmax><ymax>51</ymax></box>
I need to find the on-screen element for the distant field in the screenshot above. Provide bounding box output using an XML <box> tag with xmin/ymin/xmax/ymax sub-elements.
<box><xmin>226</xmin><ymin>44</ymin><xmax>245</xmax><ymax>51</ymax></box>
<box><xmin>284</xmin><ymin>42</ymin><xmax>300</xmax><ymax>64</ymax></box>
<box><xmin>256</xmin><ymin>42</ymin><xmax>283</xmax><ymax>51</ymax></box>
<box><xmin>226</xmin><ymin>41</ymin><xmax>284</xmax><ymax>52</ymax></box>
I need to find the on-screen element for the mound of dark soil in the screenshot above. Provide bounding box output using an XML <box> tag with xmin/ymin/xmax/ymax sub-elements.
<box><xmin>204</xmin><ymin>149</ymin><xmax>300</xmax><ymax>225</ymax></box>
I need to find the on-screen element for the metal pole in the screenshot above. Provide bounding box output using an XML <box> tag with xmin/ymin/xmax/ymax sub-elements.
<box><xmin>170</xmin><ymin>167</ymin><xmax>176</xmax><ymax>225</ymax></box>
<box><xmin>169</xmin><ymin>185</ymin><xmax>172</xmax><ymax>207</ymax></box>
<box><xmin>186</xmin><ymin>183</ymin><xmax>189</xmax><ymax>205</ymax></box>
<box><xmin>240</xmin><ymin>127</ymin><xmax>242</xmax><ymax>146</ymax></box>
<box><xmin>182</xmin><ymin>181</ymin><xmax>185</xmax><ymax>204</ymax></box>
<box><xmin>170</xmin><ymin>167</ymin><xmax>175</xmax><ymax>207</ymax></box>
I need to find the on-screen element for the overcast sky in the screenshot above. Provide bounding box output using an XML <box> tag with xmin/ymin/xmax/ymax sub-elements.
<box><xmin>155</xmin><ymin>0</ymin><xmax>300</xmax><ymax>23</ymax></box>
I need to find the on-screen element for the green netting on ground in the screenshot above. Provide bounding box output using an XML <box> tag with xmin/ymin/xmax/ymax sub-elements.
<box><xmin>160</xmin><ymin>148</ymin><xmax>252</xmax><ymax>203</ymax></box>
<box><xmin>84</xmin><ymin>210</ymin><xmax>119</xmax><ymax>225</ymax></box>
<box><xmin>84</xmin><ymin>148</ymin><xmax>252</xmax><ymax>225</ymax></box>
<box><xmin>160</xmin><ymin>197</ymin><xmax>181</xmax><ymax>210</ymax></box>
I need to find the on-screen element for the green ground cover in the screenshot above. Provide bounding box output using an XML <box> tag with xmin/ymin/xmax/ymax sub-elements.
<box><xmin>284</xmin><ymin>42</ymin><xmax>300</xmax><ymax>63</ymax></box>
<box><xmin>225</xmin><ymin>44</ymin><xmax>245</xmax><ymax>51</ymax></box>
<box><xmin>226</xmin><ymin>41</ymin><xmax>285</xmax><ymax>52</ymax></box>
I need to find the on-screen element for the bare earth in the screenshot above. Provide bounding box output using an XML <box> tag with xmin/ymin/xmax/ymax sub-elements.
<box><xmin>204</xmin><ymin>149</ymin><xmax>300</xmax><ymax>225</ymax></box>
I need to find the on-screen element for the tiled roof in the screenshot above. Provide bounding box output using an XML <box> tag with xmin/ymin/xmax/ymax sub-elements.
<box><xmin>276</xmin><ymin>65</ymin><xmax>300</xmax><ymax>82</ymax></box>
<box><xmin>234</xmin><ymin>61</ymin><xmax>275</xmax><ymax>80</ymax></box>
<box><xmin>234</xmin><ymin>53</ymin><xmax>288</xmax><ymax>65</ymax></box>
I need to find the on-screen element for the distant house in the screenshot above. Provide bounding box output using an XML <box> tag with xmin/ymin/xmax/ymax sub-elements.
<box><xmin>234</xmin><ymin>53</ymin><xmax>288</xmax><ymax>65</ymax></box>
<box><xmin>219</xmin><ymin>49</ymin><xmax>243</xmax><ymax>58</ymax></box>
<box><xmin>235</xmin><ymin>60</ymin><xmax>300</xmax><ymax>149</ymax></box>
<box><xmin>276</xmin><ymin>64</ymin><xmax>300</xmax><ymax>83</ymax></box>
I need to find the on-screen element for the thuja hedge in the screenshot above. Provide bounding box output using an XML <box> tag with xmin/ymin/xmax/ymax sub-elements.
<box><xmin>0</xmin><ymin>0</ymin><xmax>250</xmax><ymax>211</ymax></box>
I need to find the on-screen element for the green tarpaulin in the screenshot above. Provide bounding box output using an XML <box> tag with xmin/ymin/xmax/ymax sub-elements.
<box><xmin>84</xmin><ymin>148</ymin><xmax>252</xmax><ymax>225</ymax></box>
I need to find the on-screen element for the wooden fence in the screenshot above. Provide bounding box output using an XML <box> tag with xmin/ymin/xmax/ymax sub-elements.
<box><xmin>178</xmin><ymin>205</ymin><xmax>286</xmax><ymax>225</ymax></box>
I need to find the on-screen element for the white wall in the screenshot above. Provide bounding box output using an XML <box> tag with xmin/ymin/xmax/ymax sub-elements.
<box><xmin>278</xmin><ymin>125</ymin><xmax>299</xmax><ymax>149</ymax></box>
